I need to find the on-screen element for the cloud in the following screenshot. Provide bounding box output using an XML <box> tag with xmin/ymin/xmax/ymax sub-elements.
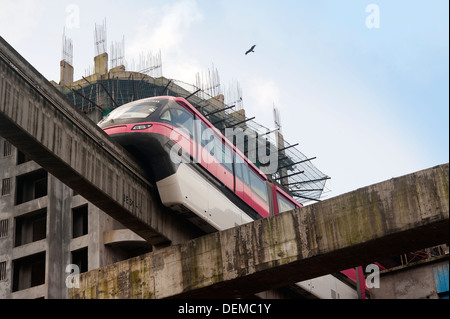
<box><xmin>0</xmin><ymin>0</ymin><xmax>45</xmax><ymax>46</ymax></box>
<box><xmin>126</xmin><ymin>0</ymin><xmax>203</xmax><ymax>83</ymax></box>
<box><xmin>244</xmin><ymin>77</ymin><xmax>281</xmax><ymax>128</ymax></box>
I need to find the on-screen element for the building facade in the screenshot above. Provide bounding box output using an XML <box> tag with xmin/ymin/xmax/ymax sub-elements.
<box><xmin>369</xmin><ymin>255</ymin><xmax>449</xmax><ymax>299</ymax></box>
<box><xmin>0</xmin><ymin>138</ymin><xmax>152</xmax><ymax>299</ymax></box>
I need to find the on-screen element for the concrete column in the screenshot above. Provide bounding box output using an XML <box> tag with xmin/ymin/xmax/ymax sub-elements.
<box><xmin>59</xmin><ymin>60</ymin><xmax>74</xmax><ymax>86</ymax></box>
<box><xmin>94</xmin><ymin>53</ymin><xmax>108</xmax><ymax>76</ymax></box>
<box><xmin>46</xmin><ymin>175</ymin><xmax>71</xmax><ymax>298</ymax></box>
<box><xmin>88</xmin><ymin>204</ymin><xmax>106</xmax><ymax>270</ymax></box>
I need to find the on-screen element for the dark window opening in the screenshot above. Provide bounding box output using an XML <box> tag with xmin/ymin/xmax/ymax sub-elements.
<box><xmin>12</xmin><ymin>252</ymin><xmax>46</xmax><ymax>292</ymax></box>
<box><xmin>15</xmin><ymin>170</ymin><xmax>48</xmax><ymax>205</ymax></box>
<box><xmin>15</xmin><ymin>208</ymin><xmax>47</xmax><ymax>247</ymax></box>
<box><xmin>3</xmin><ymin>140</ymin><xmax>12</xmax><ymax>157</ymax></box>
<box><xmin>0</xmin><ymin>219</ymin><xmax>9</xmax><ymax>238</ymax></box>
<box><xmin>1</xmin><ymin>178</ymin><xmax>11</xmax><ymax>196</ymax></box>
<box><xmin>0</xmin><ymin>261</ymin><xmax>6</xmax><ymax>281</ymax></box>
<box><xmin>17</xmin><ymin>150</ymin><xmax>32</xmax><ymax>165</ymax></box>
<box><xmin>72</xmin><ymin>205</ymin><xmax>88</xmax><ymax>238</ymax></box>
<box><xmin>72</xmin><ymin>248</ymin><xmax>88</xmax><ymax>274</ymax></box>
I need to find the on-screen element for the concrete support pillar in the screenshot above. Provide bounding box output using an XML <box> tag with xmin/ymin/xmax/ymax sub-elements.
<box><xmin>59</xmin><ymin>60</ymin><xmax>74</xmax><ymax>87</ymax></box>
<box><xmin>94</xmin><ymin>53</ymin><xmax>108</xmax><ymax>76</ymax></box>
<box><xmin>46</xmin><ymin>175</ymin><xmax>71</xmax><ymax>299</ymax></box>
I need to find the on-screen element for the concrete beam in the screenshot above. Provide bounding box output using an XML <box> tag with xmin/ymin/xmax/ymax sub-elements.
<box><xmin>69</xmin><ymin>163</ymin><xmax>449</xmax><ymax>299</ymax></box>
<box><xmin>0</xmin><ymin>36</ymin><xmax>200</xmax><ymax>245</ymax></box>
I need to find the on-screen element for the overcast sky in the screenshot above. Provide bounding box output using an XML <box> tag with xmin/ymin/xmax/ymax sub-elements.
<box><xmin>1</xmin><ymin>0</ymin><xmax>448</xmax><ymax>200</ymax></box>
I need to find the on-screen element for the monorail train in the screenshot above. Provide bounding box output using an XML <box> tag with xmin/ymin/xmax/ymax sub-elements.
<box><xmin>98</xmin><ymin>96</ymin><xmax>363</xmax><ymax>298</ymax></box>
<box><xmin>97</xmin><ymin>96</ymin><xmax>301</xmax><ymax>232</ymax></box>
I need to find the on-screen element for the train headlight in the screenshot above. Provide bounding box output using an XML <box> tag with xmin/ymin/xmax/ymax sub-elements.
<box><xmin>131</xmin><ymin>124</ymin><xmax>153</xmax><ymax>130</ymax></box>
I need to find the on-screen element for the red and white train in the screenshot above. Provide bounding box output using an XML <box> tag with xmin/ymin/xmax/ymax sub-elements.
<box><xmin>98</xmin><ymin>96</ymin><xmax>363</xmax><ymax>299</ymax></box>
<box><xmin>98</xmin><ymin>96</ymin><xmax>301</xmax><ymax>232</ymax></box>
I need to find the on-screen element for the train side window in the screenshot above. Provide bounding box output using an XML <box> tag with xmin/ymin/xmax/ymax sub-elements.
<box><xmin>235</xmin><ymin>156</ymin><xmax>243</xmax><ymax>180</ymax></box>
<box><xmin>213</xmin><ymin>138</ymin><xmax>232</xmax><ymax>173</ymax></box>
<box><xmin>249</xmin><ymin>169</ymin><xmax>268</xmax><ymax>204</ymax></box>
<box><xmin>172</xmin><ymin>108</ymin><xmax>194</xmax><ymax>137</ymax></box>
<box><xmin>235</xmin><ymin>157</ymin><xmax>249</xmax><ymax>186</ymax></box>
<box><xmin>160</xmin><ymin>110</ymin><xmax>171</xmax><ymax>122</ymax></box>
<box><xmin>276</xmin><ymin>192</ymin><xmax>296</xmax><ymax>213</ymax></box>
<box><xmin>223</xmin><ymin>145</ymin><xmax>233</xmax><ymax>173</ymax></box>
<box><xmin>200</xmin><ymin>121</ymin><xmax>215</xmax><ymax>148</ymax></box>
<box><xmin>223</xmin><ymin>144</ymin><xmax>233</xmax><ymax>173</ymax></box>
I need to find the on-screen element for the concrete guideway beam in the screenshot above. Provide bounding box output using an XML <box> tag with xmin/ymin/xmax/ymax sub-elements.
<box><xmin>0</xmin><ymin>36</ymin><xmax>199</xmax><ymax>245</ymax></box>
<box><xmin>69</xmin><ymin>163</ymin><xmax>449</xmax><ymax>299</ymax></box>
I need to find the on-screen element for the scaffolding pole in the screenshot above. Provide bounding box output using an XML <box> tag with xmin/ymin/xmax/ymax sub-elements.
<box><xmin>225</xmin><ymin>117</ymin><xmax>255</xmax><ymax>129</ymax></box>
<box><xmin>204</xmin><ymin>104</ymin><xmax>235</xmax><ymax>117</ymax></box>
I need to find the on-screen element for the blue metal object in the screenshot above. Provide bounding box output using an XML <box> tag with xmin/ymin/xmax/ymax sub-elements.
<box><xmin>433</xmin><ymin>264</ymin><xmax>449</xmax><ymax>298</ymax></box>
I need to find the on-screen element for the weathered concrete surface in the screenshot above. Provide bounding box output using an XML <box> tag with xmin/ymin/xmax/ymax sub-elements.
<box><xmin>69</xmin><ymin>163</ymin><xmax>449</xmax><ymax>299</ymax></box>
<box><xmin>0</xmin><ymin>36</ymin><xmax>200</xmax><ymax>244</ymax></box>
<box><xmin>369</xmin><ymin>255</ymin><xmax>449</xmax><ymax>299</ymax></box>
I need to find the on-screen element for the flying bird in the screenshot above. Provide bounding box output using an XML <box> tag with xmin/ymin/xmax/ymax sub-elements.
<box><xmin>245</xmin><ymin>45</ymin><xmax>256</xmax><ymax>55</ymax></box>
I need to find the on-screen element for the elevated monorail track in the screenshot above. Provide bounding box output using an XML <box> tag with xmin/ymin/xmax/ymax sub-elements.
<box><xmin>0</xmin><ymin>36</ymin><xmax>200</xmax><ymax>245</ymax></box>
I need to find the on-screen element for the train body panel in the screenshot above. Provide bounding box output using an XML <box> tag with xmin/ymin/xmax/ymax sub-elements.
<box><xmin>297</xmin><ymin>275</ymin><xmax>359</xmax><ymax>299</ymax></box>
<box><xmin>157</xmin><ymin>163</ymin><xmax>253</xmax><ymax>232</ymax></box>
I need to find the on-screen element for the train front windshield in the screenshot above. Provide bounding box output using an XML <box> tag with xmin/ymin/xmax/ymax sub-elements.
<box><xmin>98</xmin><ymin>98</ymin><xmax>170</xmax><ymax>126</ymax></box>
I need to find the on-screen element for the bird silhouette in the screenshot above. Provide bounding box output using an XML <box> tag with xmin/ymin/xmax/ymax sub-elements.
<box><xmin>245</xmin><ymin>45</ymin><xmax>256</xmax><ymax>55</ymax></box>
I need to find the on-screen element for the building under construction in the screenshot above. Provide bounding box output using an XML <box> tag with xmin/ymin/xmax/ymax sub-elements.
<box><xmin>56</xmin><ymin>35</ymin><xmax>330</xmax><ymax>206</ymax></box>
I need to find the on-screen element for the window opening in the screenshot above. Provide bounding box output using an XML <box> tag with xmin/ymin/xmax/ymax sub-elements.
<box><xmin>0</xmin><ymin>261</ymin><xmax>6</xmax><ymax>281</ymax></box>
<box><xmin>15</xmin><ymin>170</ymin><xmax>48</xmax><ymax>205</ymax></box>
<box><xmin>72</xmin><ymin>248</ymin><xmax>88</xmax><ymax>274</ymax></box>
<box><xmin>15</xmin><ymin>208</ymin><xmax>47</xmax><ymax>247</ymax></box>
<box><xmin>1</xmin><ymin>178</ymin><xmax>11</xmax><ymax>196</ymax></box>
<box><xmin>72</xmin><ymin>205</ymin><xmax>88</xmax><ymax>238</ymax></box>
<box><xmin>12</xmin><ymin>252</ymin><xmax>46</xmax><ymax>292</ymax></box>
<box><xmin>0</xmin><ymin>219</ymin><xmax>8</xmax><ymax>238</ymax></box>
<box><xmin>3</xmin><ymin>140</ymin><xmax>12</xmax><ymax>157</ymax></box>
